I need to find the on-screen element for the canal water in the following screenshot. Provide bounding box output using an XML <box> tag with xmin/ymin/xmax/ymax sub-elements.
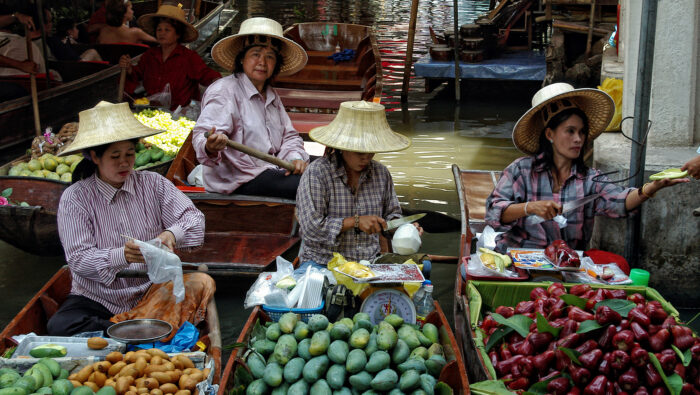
<box><xmin>2</xmin><ymin>0</ymin><xmax>694</xmax><ymax>352</ymax></box>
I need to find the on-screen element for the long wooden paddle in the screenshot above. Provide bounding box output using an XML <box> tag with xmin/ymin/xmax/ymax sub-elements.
<box><xmin>204</xmin><ymin>130</ymin><xmax>295</xmax><ymax>172</ymax></box>
<box><xmin>117</xmin><ymin>67</ymin><xmax>126</xmax><ymax>102</ymax></box>
<box><xmin>25</xmin><ymin>26</ymin><xmax>41</xmax><ymax>137</ymax></box>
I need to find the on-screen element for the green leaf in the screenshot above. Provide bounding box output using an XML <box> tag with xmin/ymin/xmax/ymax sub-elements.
<box><xmin>671</xmin><ymin>344</ymin><xmax>693</xmax><ymax>367</ymax></box>
<box><xmin>649</xmin><ymin>352</ymin><xmax>681</xmax><ymax>395</ymax></box>
<box><xmin>666</xmin><ymin>374</ymin><xmax>684</xmax><ymax>395</ymax></box>
<box><xmin>469</xmin><ymin>380</ymin><xmax>514</xmax><ymax>395</ymax></box>
<box><xmin>523</xmin><ymin>373</ymin><xmax>561</xmax><ymax>395</ymax></box>
<box><xmin>485</xmin><ymin>326</ymin><xmax>514</xmax><ymax>352</ymax></box>
<box><xmin>491</xmin><ymin>313</ymin><xmax>533</xmax><ymax>338</ymax></box>
<box><xmin>558</xmin><ymin>347</ymin><xmax>582</xmax><ymax>366</ymax></box>
<box><xmin>222</xmin><ymin>342</ymin><xmax>247</xmax><ymax>350</ymax></box>
<box><xmin>686</xmin><ymin>311</ymin><xmax>700</xmax><ymax>325</ymax></box>
<box><xmin>576</xmin><ymin>320</ymin><xmax>603</xmax><ymax>334</ymax></box>
<box><xmin>250</xmin><ymin>319</ymin><xmax>267</xmax><ymax>343</ymax></box>
<box><xmin>1</xmin><ymin>188</ymin><xmax>12</xmax><ymax>198</ymax></box>
<box><xmin>594</xmin><ymin>298</ymin><xmax>636</xmax><ymax>318</ymax></box>
<box><xmin>232</xmin><ymin>364</ymin><xmax>253</xmax><ymax>392</ymax></box>
<box><xmin>536</xmin><ymin>313</ymin><xmax>562</xmax><ymax>338</ymax></box>
<box><xmin>559</xmin><ymin>294</ymin><xmax>587</xmax><ymax>309</ymax></box>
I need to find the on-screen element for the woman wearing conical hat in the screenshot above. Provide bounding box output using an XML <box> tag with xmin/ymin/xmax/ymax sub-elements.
<box><xmin>485</xmin><ymin>83</ymin><xmax>688</xmax><ymax>253</ymax></box>
<box><xmin>192</xmin><ymin>17</ymin><xmax>309</xmax><ymax>199</ymax></box>
<box><xmin>118</xmin><ymin>3</ymin><xmax>221</xmax><ymax>111</ymax></box>
<box><xmin>296</xmin><ymin>101</ymin><xmax>422</xmax><ymax>267</ymax></box>
<box><xmin>48</xmin><ymin>102</ymin><xmax>211</xmax><ymax>336</ymax></box>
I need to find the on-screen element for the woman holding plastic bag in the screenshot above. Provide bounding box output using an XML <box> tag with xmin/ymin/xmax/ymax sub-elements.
<box><xmin>119</xmin><ymin>4</ymin><xmax>221</xmax><ymax>111</ymax></box>
<box><xmin>49</xmin><ymin>101</ymin><xmax>213</xmax><ymax>337</ymax></box>
<box><xmin>295</xmin><ymin>101</ymin><xmax>422</xmax><ymax>271</ymax></box>
<box><xmin>485</xmin><ymin>83</ymin><xmax>688</xmax><ymax>253</ymax></box>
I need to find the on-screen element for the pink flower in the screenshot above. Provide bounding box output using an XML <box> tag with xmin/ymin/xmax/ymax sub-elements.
<box><xmin>0</xmin><ymin>197</ymin><xmax>8</xmax><ymax>206</ymax></box>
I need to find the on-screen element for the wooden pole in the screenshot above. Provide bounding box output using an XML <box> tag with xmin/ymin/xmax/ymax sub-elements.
<box><xmin>453</xmin><ymin>0</ymin><xmax>460</xmax><ymax>101</ymax></box>
<box><xmin>585</xmin><ymin>0</ymin><xmax>597</xmax><ymax>58</ymax></box>
<box><xmin>117</xmin><ymin>67</ymin><xmax>126</xmax><ymax>102</ymax></box>
<box><xmin>25</xmin><ymin>26</ymin><xmax>41</xmax><ymax>137</ymax></box>
<box><xmin>204</xmin><ymin>131</ymin><xmax>295</xmax><ymax>172</ymax></box>
<box><xmin>400</xmin><ymin>0</ymin><xmax>420</xmax><ymax>102</ymax></box>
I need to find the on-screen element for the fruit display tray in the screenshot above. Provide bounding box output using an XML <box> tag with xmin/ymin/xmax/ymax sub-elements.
<box><xmin>13</xmin><ymin>336</ymin><xmax>125</xmax><ymax>359</ymax></box>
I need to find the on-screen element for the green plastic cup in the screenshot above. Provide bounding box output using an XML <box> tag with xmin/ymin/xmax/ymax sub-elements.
<box><xmin>629</xmin><ymin>268</ymin><xmax>650</xmax><ymax>286</ymax></box>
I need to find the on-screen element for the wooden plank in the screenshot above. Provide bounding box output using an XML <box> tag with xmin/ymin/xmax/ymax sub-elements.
<box><xmin>552</xmin><ymin>20</ymin><xmax>610</xmax><ymax>36</ymax></box>
<box><xmin>488</xmin><ymin>0</ymin><xmax>510</xmax><ymax>20</ymax></box>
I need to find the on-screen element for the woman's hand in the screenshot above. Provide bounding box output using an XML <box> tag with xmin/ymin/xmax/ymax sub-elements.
<box><xmin>118</xmin><ymin>54</ymin><xmax>132</xmax><ymax>73</ymax></box>
<box><xmin>157</xmin><ymin>230</ymin><xmax>176</xmax><ymax>251</ymax></box>
<box><xmin>647</xmin><ymin>177</ymin><xmax>690</xmax><ymax>195</ymax></box>
<box><xmin>205</xmin><ymin>128</ymin><xmax>228</xmax><ymax>154</ymax></box>
<box><xmin>124</xmin><ymin>240</ymin><xmax>144</xmax><ymax>263</ymax></box>
<box><xmin>358</xmin><ymin>215</ymin><xmax>387</xmax><ymax>234</ymax></box>
<box><xmin>413</xmin><ymin>222</ymin><xmax>424</xmax><ymax>237</ymax></box>
<box><xmin>285</xmin><ymin>159</ymin><xmax>308</xmax><ymax>176</ymax></box>
<box><xmin>681</xmin><ymin>156</ymin><xmax>700</xmax><ymax>179</ymax></box>
<box><xmin>526</xmin><ymin>200</ymin><xmax>562</xmax><ymax>220</ymax></box>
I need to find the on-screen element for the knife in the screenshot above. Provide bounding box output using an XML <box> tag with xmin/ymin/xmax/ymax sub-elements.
<box><xmin>385</xmin><ymin>213</ymin><xmax>426</xmax><ymax>231</ymax></box>
<box><xmin>526</xmin><ymin>194</ymin><xmax>599</xmax><ymax>225</ymax></box>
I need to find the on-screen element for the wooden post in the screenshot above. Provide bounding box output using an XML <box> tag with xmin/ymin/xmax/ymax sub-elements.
<box><xmin>453</xmin><ymin>0</ymin><xmax>460</xmax><ymax>101</ymax></box>
<box><xmin>25</xmin><ymin>26</ymin><xmax>41</xmax><ymax>137</ymax></box>
<box><xmin>585</xmin><ymin>0</ymin><xmax>596</xmax><ymax>58</ymax></box>
<box><xmin>401</xmin><ymin>0</ymin><xmax>420</xmax><ymax>102</ymax></box>
<box><xmin>117</xmin><ymin>67</ymin><xmax>126</xmax><ymax>102</ymax></box>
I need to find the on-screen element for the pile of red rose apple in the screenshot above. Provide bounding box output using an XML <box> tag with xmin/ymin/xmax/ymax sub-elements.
<box><xmin>479</xmin><ymin>283</ymin><xmax>699</xmax><ymax>394</ymax></box>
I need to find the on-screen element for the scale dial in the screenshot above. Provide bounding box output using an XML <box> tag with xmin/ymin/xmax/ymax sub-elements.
<box><xmin>360</xmin><ymin>288</ymin><xmax>416</xmax><ymax>325</ymax></box>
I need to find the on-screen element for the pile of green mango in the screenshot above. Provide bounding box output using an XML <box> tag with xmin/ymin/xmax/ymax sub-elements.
<box><xmin>0</xmin><ymin>358</ymin><xmax>74</xmax><ymax>395</ymax></box>
<box><xmin>133</xmin><ymin>142</ymin><xmax>173</xmax><ymax>170</ymax></box>
<box><xmin>7</xmin><ymin>154</ymin><xmax>83</xmax><ymax>183</ymax></box>
<box><xmin>244</xmin><ymin>312</ymin><xmax>454</xmax><ymax>395</ymax></box>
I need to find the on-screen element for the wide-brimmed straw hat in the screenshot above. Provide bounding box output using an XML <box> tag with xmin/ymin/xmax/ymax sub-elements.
<box><xmin>211</xmin><ymin>17</ymin><xmax>307</xmax><ymax>76</ymax></box>
<box><xmin>59</xmin><ymin>102</ymin><xmax>162</xmax><ymax>156</ymax></box>
<box><xmin>512</xmin><ymin>82</ymin><xmax>614</xmax><ymax>155</ymax></box>
<box><xmin>137</xmin><ymin>3</ymin><xmax>198</xmax><ymax>43</ymax></box>
<box><xmin>310</xmin><ymin>101</ymin><xmax>411</xmax><ymax>153</ymax></box>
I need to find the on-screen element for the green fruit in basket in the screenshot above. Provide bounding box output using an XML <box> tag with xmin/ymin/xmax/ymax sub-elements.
<box><xmin>348</xmin><ymin>371</ymin><xmax>372</xmax><ymax>391</ymax></box>
<box><xmin>327</xmin><ymin>340</ymin><xmax>349</xmax><ymax>364</ymax></box>
<box><xmin>329</xmin><ymin>323</ymin><xmax>351</xmax><ymax>341</ymax></box>
<box><xmin>424</xmin><ymin>355</ymin><xmax>447</xmax><ymax>378</ymax></box>
<box><xmin>0</xmin><ymin>371</ymin><xmax>20</xmax><ymax>388</ymax></box>
<box><xmin>69</xmin><ymin>159</ymin><xmax>82</xmax><ymax>173</ymax></box>
<box><xmin>370</xmin><ymin>368</ymin><xmax>398</xmax><ymax>391</ymax></box>
<box><xmin>271</xmin><ymin>334</ymin><xmax>297</xmax><ymax>365</ymax></box>
<box><xmin>353</xmin><ymin>312</ymin><xmax>370</xmax><ymax>323</ymax></box>
<box><xmin>27</xmin><ymin>159</ymin><xmax>42</xmax><ymax>172</ymax></box>
<box><xmin>161</xmin><ymin>154</ymin><xmax>173</xmax><ymax>162</ymax></box>
<box><xmin>349</xmin><ymin>328</ymin><xmax>370</xmax><ymax>349</ymax></box>
<box><xmin>60</xmin><ymin>173</ymin><xmax>72</xmax><ymax>183</ymax></box>
<box><xmin>15</xmin><ymin>162</ymin><xmax>29</xmax><ymax>171</ymax></box>
<box><xmin>422</xmin><ymin>323</ymin><xmax>439</xmax><ymax>344</ymax></box>
<box><xmin>55</xmin><ymin>164</ymin><xmax>70</xmax><ymax>176</ymax></box>
<box><xmin>419</xmin><ymin>373</ymin><xmax>437</xmax><ymax>393</ymax></box>
<box><xmin>8</xmin><ymin>166</ymin><xmax>21</xmax><ymax>176</ymax></box>
<box><xmin>135</xmin><ymin>142</ymin><xmax>146</xmax><ymax>152</ymax></box>
<box><xmin>399</xmin><ymin>369</ymin><xmax>421</xmax><ymax>392</ymax></box>
<box><xmin>308</xmin><ymin>314</ymin><xmax>329</xmax><ymax>332</ymax></box>
<box><xmin>278</xmin><ymin>312</ymin><xmax>297</xmax><ymax>334</ymax></box>
<box><xmin>326</xmin><ymin>364</ymin><xmax>346</xmax><ymax>390</ymax></box>
<box><xmin>262</xmin><ymin>362</ymin><xmax>283</xmax><ymax>387</ymax></box>
<box><xmin>29</xmin><ymin>344</ymin><xmax>67</xmax><ymax>359</ymax></box>
<box><xmin>302</xmin><ymin>355</ymin><xmax>329</xmax><ymax>383</ymax></box>
<box><xmin>297</xmin><ymin>338</ymin><xmax>312</xmax><ymax>361</ymax></box>
<box><xmin>283</xmin><ymin>357</ymin><xmax>305</xmax><ymax>383</ymax></box>
<box><xmin>293</xmin><ymin>321</ymin><xmax>309</xmax><ymax>341</ymax></box>
<box><xmin>134</xmin><ymin>151</ymin><xmax>151</xmax><ymax>167</ymax></box>
<box><xmin>398</xmin><ymin>357</ymin><xmax>427</xmax><ymax>374</ymax></box>
<box><xmin>251</xmin><ymin>339</ymin><xmax>275</xmax><ymax>357</ymax></box>
<box><xmin>265</xmin><ymin>323</ymin><xmax>281</xmax><ymax>341</ymax></box>
<box><xmin>383</xmin><ymin>314</ymin><xmax>404</xmax><ymax>329</ymax></box>
<box><xmin>649</xmin><ymin>168</ymin><xmax>688</xmax><ymax>180</ymax></box>
<box><xmin>309</xmin><ymin>331</ymin><xmax>330</xmax><ymax>356</ymax></box>
<box><xmin>392</xmin><ymin>339</ymin><xmax>410</xmax><ymax>365</ymax></box>
<box><xmin>309</xmin><ymin>379</ymin><xmax>331</xmax><ymax>394</ymax></box>
<box><xmin>31</xmin><ymin>170</ymin><xmax>45</xmax><ymax>178</ymax></box>
<box><xmin>151</xmin><ymin>149</ymin><xmax>164</xmax><ymax>161</ymax></box>
<box><xmin>366</xmin><ymin>350</ymin><xmax>390</xmax><ymax>373</ymax></box>
<box><xmin>19</xmin><ymin>170</ymin><xmax>32</xmax><ymax>177</ymax></box>
<box><xmin>42</xmin><ymin>158</ymin><xmax>58</xmax><ymax>172</ymax></box>
<box><xmin>46</xmin><ymin>172</ymin><xmax>61</xmax><ymax>181</ymax></box>
<box><xmin>245</xmin><ymin>352</ymin><xmax>265</xmax><ymax>380</ymax></box>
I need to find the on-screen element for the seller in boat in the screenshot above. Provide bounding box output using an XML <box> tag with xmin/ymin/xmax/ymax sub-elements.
<box><xmin>296</xmin><ymin>101</ymin><xmax>422</xmax><ymax>268</ymax></box>
<box><xmin>98</xmin><ymin>0</ymin><xmax>156</xmax><ymax>45</ymax></box>
<box><xmin>485</xmin><ymin>83</ymin><xmax>689</xmax><ymax>252</ymax></box>
<box><xmin>192</xmin><ymin>17</ymin><xmax>309</xmax><ymax>199</ymax></box>
<box><xmin>49</xmin><ymin>101</ymin><xmax>212</xmax><ymax>336</ymax></box>
<box><xmin>118</xmin><ymin>4</ymin><xmax>221</xmax><ymax>111</ymax></box>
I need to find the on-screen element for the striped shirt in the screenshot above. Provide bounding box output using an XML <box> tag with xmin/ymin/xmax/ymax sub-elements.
<box><xmin>192</xmin><ymin>73</ymin><xmax>309</xmax><ymax>194</ymax></box>
<box><xmin>296</xmin><ymin>155</ymin><xmax>401</xmax><ymax>265</ymax></box>
<box><xmin>57</xmin><ymin>171</ymin><xmax>205</xmax><ymax>314</ymax></box>
<box><xmin>485</xmin><ymin>154</ymin><xmax>634</xmax><ymax>252</ymax></box>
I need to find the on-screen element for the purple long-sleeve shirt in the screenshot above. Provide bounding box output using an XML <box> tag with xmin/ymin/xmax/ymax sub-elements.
<box><xmin>57</xmin><ymin>171</ymin><xmax>205</xmax><ymax>314</ymax></box>
<box><xmin>192</xmin><ymin>73</ymin><xmax>309</xmax><ymax>194</ymax></box>
<box><xmin>485</xmin><ymin>154</ymin><xmax>635</xmax><ymax>252</ymax></box>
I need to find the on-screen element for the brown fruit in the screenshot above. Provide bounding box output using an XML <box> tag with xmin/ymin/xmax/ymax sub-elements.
<box><xmin>87</xmin><ymin>337</ymin><xmax>109</xmax><ymax>350</ymax></box>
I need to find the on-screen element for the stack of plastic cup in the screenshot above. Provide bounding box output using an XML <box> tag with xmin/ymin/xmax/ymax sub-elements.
<box><xmin>629</xmin><ymin>268</ymin><xmax>650</xmax><ymax>286</ymax></box>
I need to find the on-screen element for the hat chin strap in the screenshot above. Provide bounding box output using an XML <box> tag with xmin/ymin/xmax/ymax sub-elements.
<box><xmin>540</xmin><ymin>98</ymin><xmax>578</xmax><ymax>126</ymax></box>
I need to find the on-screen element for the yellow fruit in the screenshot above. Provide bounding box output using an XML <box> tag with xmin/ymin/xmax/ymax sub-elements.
<box><xmin>43</xmin><ymin>158</ymin><xmax>58</xmax><ymax>171</ymax></box>
<box><xmin>46</xmin><ymin>172</ymin><xmax>61</xmax><ymax>181</ymax></box>
<box><xmin>15</xmin><ymin>162</ymin><xmax>29</xmax><ymax>171</ymax></box>
<box><xmin>60</xmin><ymin>173</ymin><xmax>72</xmax><ymax>183</ymax></box>
<box><xmin>42</xmin><ymin>169</ymin><xmax>51</xmax><ymax>177</ymax></box>
<box><xmin>55</xmin><ymin>164</ymin><xmax>70</xmax><ymax>176</ymax></box>
<box><xmin>55</xmin><ymin>156</ymin><xmax>65</xmax><ymax>164</ymax></box>
<box><xmin>8</xmin><ymin>166</ymin><xmax>21</xmax><ymax>176</ymax></box>
<box><xmin>19</xmin><ymin>170</ymin><xmax>32</xmax><ymax>177</ymax></box>
<box><xmin>27</xmin><ymin>159</ymin><xmax>42</xmax><ymax>171</ymax></box>
<box><xmin>70</xmin><ymin>158</ymin><xmax>82</xmax><ymax>172</ymax></box>
<box><xmin>31</xmin><ymin>170</ymin><xmax>45</xmax><ymax>178</ymax></box>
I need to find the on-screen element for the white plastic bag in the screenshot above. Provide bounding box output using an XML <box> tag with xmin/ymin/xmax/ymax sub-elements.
<box><xmin>133</xmin><ymin>238</ymin><xmax>185</xmax><ymax>303</ymax></box>
<box><xmin>187</xmin><ymin>165</ymin><xmax>204</xmax><ymax>187</ymax></box>
<box><xmin>148</xmin><ymin>83</ymin><xmax>171</xmax><ymax>109</ymax></box>
<box><xmin>392</xmin><ymin>224</ymin><xmax>421</xmax><ymax>255</ymax></box>
<box><xmin>243</xmin><ymin>256</ymin><xmax>297</xmax><ymax>309</ymax></box>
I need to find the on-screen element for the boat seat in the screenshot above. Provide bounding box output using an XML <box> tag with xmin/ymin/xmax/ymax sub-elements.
<box><xmin>274</xmin><ymin>74</ymin><xmax>363</xmax><ymax>91</ymax></box>
<box><xmin>288</xmin><ymin>112</ymin><xmax>337</xmax><ymax>134</ymax></box>
<box><xmin>93</xmin><ymin>42</ymin><xmax>150</xmax><ymax>64</ymax></box>
<box><xmin>276</xmin><ymin>87</ymin><xmax>362</xmax><ymax>110</ymax></box>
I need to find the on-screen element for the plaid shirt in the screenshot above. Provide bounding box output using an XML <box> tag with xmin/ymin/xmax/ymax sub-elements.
<box><xmin>296</xmin><ymin>155</ymin><xmax>401</xmax><ymax>265</ymax></box>
<box><xmin>485</xmin><ymin>154</ymin><xmax>635</xmax><ymax>252</ymax></box>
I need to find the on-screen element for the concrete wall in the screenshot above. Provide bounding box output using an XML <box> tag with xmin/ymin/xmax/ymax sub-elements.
<box><xmin>593</xmin><ymin>0</ymin><xmax>700</xmax><ymax>307</ymax></box>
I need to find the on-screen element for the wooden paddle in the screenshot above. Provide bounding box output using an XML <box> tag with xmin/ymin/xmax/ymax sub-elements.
<box><xmin>25</xmin><ymin>25</ymin><xmax>41</xmax><ymax>137</ymax></box>
<box><xmin>117</xmin><ymin>67</ymin><xmax>126</xmax><ymax>102</ymax></box>
<box><xmin>204</xmin><ymin>130</ymin><xmax>295</xmax><ymax>172</ymax></box>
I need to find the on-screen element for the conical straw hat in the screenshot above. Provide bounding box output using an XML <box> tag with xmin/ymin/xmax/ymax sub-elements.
<box><xmin>59</xmin><ymin>101</ymin><xmax>163</xmax><ymax>156</ymax></box>
<box><xmin>137</xmin><ymin>3</ymin><xmax>198</xmax><ymax>43</ymax></box>
<box><xmin>211</xmin><ymin>17</ymin><xmax>307</xmax><ymax>76</ymax></box>
<box><xmin>309</xmin><ymin>101</ymin><xmax>411</xmax><ymax>153</ymax></box>
<box><xmin>512</xmin><ymin>82</ymin><xmax>614</xmax><ymax>155</ymax></box>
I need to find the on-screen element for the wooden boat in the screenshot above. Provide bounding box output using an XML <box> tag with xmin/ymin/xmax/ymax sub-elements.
<box><xmin>0</xmin><ymin>266</ymin><xmax>222</xmax><ymax>381</ymax></box>
<box><xmin>218</xmin><ymin>303</ymin><xmax>469</xmax><ymax>394</ymax></box>
<box><xmin>0</xmin><ymin>0</ymin><xmax>234</xmax><ymax>152</ymax></box>
<box><xmin>277</xmin><ymin>22</ymin><xmax>383</xmax><ymax>134</ymax></box>
<box><xmin>164</xmin><ymin>133</ymin><xmax>301</xmax><ymax>276</ymax></box>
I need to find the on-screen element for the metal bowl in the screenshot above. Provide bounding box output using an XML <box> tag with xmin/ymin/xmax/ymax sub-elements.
<box><xmin>107</xmin><ymin>319</ymin><xmax>173</xmax><ymax>344</ymax></box>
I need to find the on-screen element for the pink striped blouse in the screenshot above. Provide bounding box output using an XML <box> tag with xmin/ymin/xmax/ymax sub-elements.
<box><xmin>57</xmin><ymin>171</ymin><xmax>205</xmax><ymax>314</ymax></box>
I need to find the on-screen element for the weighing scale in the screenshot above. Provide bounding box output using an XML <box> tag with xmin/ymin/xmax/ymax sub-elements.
<box><xmin>355</xmin><ymin>263</ymin><xmax>425</xmax><ymax>325</ymax></box>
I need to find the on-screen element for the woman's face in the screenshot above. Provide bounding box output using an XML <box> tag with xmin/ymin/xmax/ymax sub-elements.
<box><xmin>124</xmin><ymin>2</ymin><xmax>134</xmax><ymax>23</ymax></box>
<box><xmin>545</xmin><ymin>113</ymin><xmax>585</xmax><ymax>162</ymax></box>
<box><xmin>91</xmin><ymin>141</ymin><xmax>136</xmax><ymax>188</ymax></box>
<box><xmin>68</xmin><ymin>25</ymin><xmax>79</xmax><ymax>39</ymax></box>
<box><xmin>342</xmin><ymin>151</ymin><xmax>375</xmax><ymax>174</ymax></box>
<box><xmin>241</xmin><ymin>45</ymin><xmax>277</xmax><ymax>89</ymax></box>
<box><xmin>156</xmin><ymin>21</ymin><xmax>179</xmax><ymax>46</ymax></box>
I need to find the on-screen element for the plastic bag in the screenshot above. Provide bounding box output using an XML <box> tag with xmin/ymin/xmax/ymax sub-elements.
<box><xmin>598</xmin><ymin>78</ymin><xmax>623</xmax><ymax>131</ymax></box>
<box><xmin>565</xmin><ymin>256</ymin><xmax>632</xmax><ymax>285</ymax></box>
<box><xmin>244</xmin><ymin>256</ymin><xmax>296</xmax><ymax>309</ymax></box>
<box><xmin>133</xmin><ymin>238</ymin><xmax>185</xmax><ymax>303</ymax></box>
<box><xmin>148</xmin><ymin>83</ymin><xmax>171</xmax><ymax>109</ymax></box>
<box><xmin>328</xmin><ymin>253</ymin><xmax>370</xmax><ymax>298</ymax></box>
<box><xmin>476</xmin><ymin>226</ymin><xmax>503</xmax><ymax>250</ymax></box>
<box><xmin>187</xmin><ymin>165</ymin><xmax>204</xmax><ymax>187</ymax></box>
<box><xmin>468</xmin><ymin>252</ymin><xmax>520</xmax><ymax>278</ymax></box>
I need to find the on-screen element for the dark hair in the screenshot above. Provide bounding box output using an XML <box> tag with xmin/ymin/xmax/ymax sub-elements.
<box><xmin>71</xmin><ymin>139</ymin><xmax>138</xmax><ymax>184</ymax></box>
<box><xmin>155</xmin><ymin>17</ymin><xmax>184</xmax><ymax>43</ymax></box>
<box><xmin>105</xmin><ymin>0</ymin><xmax>130</xmax><ymax>27</ymax></box>
<box><xmin>56</xmin><ymin>18</ymin><xmax>76</xmax><ymax>37</ymax></box>
<box><xmin>233</xmin><ymin>44</ymin><xmax>283</xmax><ymax>86</ymax></box>
<box><xmin>534</xmin><ymin>107</ymin><xmax>589</xmax><ymax>175</ymax></box>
